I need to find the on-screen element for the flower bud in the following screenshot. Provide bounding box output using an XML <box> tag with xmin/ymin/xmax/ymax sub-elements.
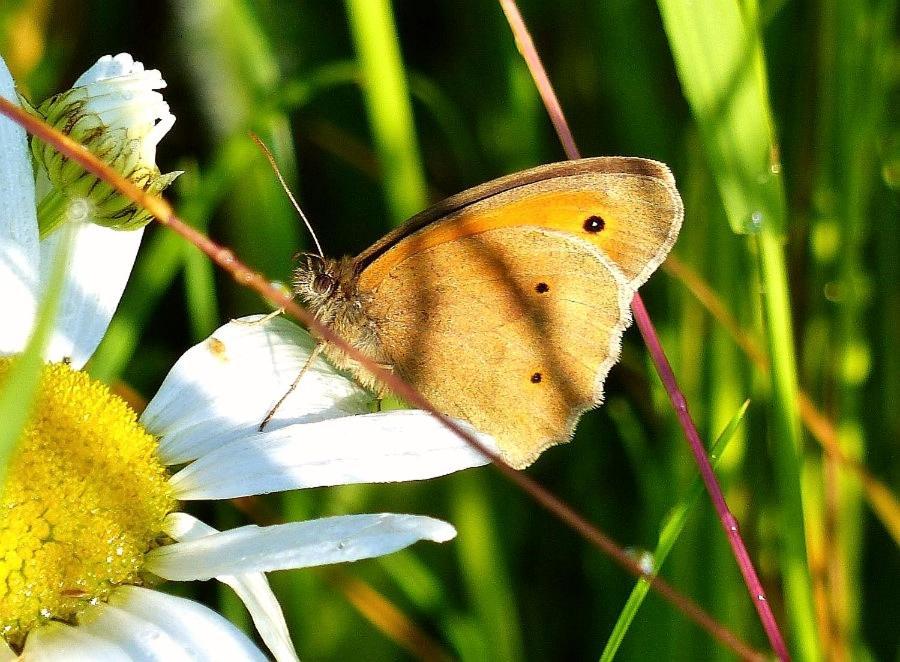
<box><xmin>31</xmin><ymin>53</ymin><xmax>181</xmax><ymax>236</ymax></box>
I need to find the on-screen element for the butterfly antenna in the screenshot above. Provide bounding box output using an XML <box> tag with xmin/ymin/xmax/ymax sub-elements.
<box><xmin>250</xmin><ymin>133</ymin><xmax>325</xmax><ymax>258</ymax></box>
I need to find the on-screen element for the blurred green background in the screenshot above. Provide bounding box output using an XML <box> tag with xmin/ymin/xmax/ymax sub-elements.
<box><xmin>1</xmin><ymin>0</ymin><xmax>896</xmax><ymax>659</ymax></box>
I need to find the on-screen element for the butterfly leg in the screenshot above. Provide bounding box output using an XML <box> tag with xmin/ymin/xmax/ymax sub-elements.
<box><xmin>234</xmin><ymin>307</ymin><xmax>285</xmax><ymax>326</ymax></box>
<box><xmin>258</xmin><ymin>342</ymin><xmax>325</xmax><ymax>431</ymax></box>
<box><xmin>371</xmin><ymin>363</ymin><xmax>395</xmax><ymax>412</ymax></box>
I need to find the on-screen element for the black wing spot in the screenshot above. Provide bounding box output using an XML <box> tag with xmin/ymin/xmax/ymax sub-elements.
<box><xmin>530</xmin><ymin>372</ymin><xmax>542</xmax><ymax>384</ymax></box>
<box><xmin>583</xmin><ymin>215</ymin><xmax>605</xmax><ymax>233</ymax></box>
<box><xmin>535</xmin><ymin>282</ymin><xmax>549</xmax><ymax>293</ymax></box>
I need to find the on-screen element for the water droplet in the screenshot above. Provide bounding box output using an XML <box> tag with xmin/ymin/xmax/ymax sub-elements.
<box><xmin>67</xmin><ymin>198</ymin><xmax>91</xmax><ymax>222</ymax></box>
<box><xmin>638</xmin><ymin>551</ymin><xmax>655</xmax><ymax>574</ymax></box>
<box><xmin>745</xmin><ymin>211</ymin><xmax>764</xmax><ymax>233</ymax></box>
<box><xmin>136</xmin><ymin>626</ymin><xmax>163</xmax><ymax>645</ymax></box>
<box><xmin>757</xmin><ymin>594</ymin><xmax>767</xmax><ymax>602</ymax></box>
<box><xmin>625</xmin><ymin>547</ymin><xmax>655</xmax><ymax>574</ymax></box>
<box><xmin>823</xmin><ymin>281</ymin><xmax>841</xmax><ymax>301</ymax></box>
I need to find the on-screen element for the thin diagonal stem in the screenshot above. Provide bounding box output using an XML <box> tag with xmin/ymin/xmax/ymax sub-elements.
<box><xmin>665</xmin><ymin>256</ymin><xmax>900</xmax><ymax>544</ymax></box>
<box><xmin>497</xmin><ymin>1</ymin><xmax>789</xmax><ymax>659</ymax></box>
<box><xmin>0</xmin><ymin>96</ymin><xmax>765</xmax><ymax>662</ymax></box>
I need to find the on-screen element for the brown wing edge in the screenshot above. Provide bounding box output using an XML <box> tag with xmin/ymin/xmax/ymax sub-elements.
<box><xmin>507</xmin><ymin>234</ymin><xmax>637</xmax><ymax>469</ymax></box>
<box><xmin>612</xmin><ymin>163</ymin><xmax>684</xmax><ymax>291</ymax></box>
<box><xmin>354</xmin><ymin>156</ymin><xmax>681</xmax><ymax>276</ymax></box>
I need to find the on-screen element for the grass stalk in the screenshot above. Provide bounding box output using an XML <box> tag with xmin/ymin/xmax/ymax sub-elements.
<box><xmin>0</xmin><ymin>223</ymin><xmax>72</xmax><ymax>484</ymax></box>
<box><xmin>344</xmin><ymin>3</ymin><xmax>522</xmax><ymax>657</ymax></box>
<box><xmin>344</xmin><ymin>0</ymin><xmax>429</xmax><ymax>223</ymax></box>
<box><xmin>756</xmin><ymin>229</ymin><xmax>817</xmax><ymax>657</ymax></box>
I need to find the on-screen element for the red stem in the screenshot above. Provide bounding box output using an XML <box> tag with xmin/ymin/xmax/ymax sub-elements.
<box><xmin>498</xmin><ymin>1</ymin><xmax>790</xmax><ymax>659</ymax></box>
<box><xmin>632</xmin><ymin>297</ymin><xmax>789</xmax><ymax>659</ymax></box>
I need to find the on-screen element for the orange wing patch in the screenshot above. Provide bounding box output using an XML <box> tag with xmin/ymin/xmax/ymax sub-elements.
<box><xmin>358</xmin><ymin>173</ymin><xmax>681</xmax><ymax>294</ymax></box>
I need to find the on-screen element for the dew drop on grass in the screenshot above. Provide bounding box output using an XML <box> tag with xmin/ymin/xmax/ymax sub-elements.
<box><xmin>638</xmin><ymin>551</ymin><xmax>656</xmax><ymax>575</ymax></box>
<box><xmin>743</xmin><ymin>211</ymin><xmax>764</xmax><ymax>233</ymax></box>
<box><xmin>625</xmin><ymin>547</ymin><xmax>656</xmax><ymax>574</ymax></box>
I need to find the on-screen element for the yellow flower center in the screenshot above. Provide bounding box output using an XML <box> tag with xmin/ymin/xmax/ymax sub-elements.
<box><xmin>0</xmin><ymin>358</ymin><xmax>174</xmax><ymax>648</ymax></box>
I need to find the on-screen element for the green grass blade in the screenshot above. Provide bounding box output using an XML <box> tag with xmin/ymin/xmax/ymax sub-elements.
<box><xmin>657</xmin><ymin>2</ymin><xmax>818</xmax><ymax>657</ymax></box>
<box><xmin>452</xmin><ymin>471</ymin><xmax>525</xmax><ymax>662</ymax></box>
<box><xmin>87</xmin><ymin>228</ymin><xmax>183</xmax><ymax>383</ymax></box>
<box><xmin>182</xmin><ymin>240</ymin><xmax>220</xmax><ymax>342</ymax></box>
<box><xmin>344</xmin><ymin>0</ymin><xmax>429</xmax><ymax>223</ymax></box>
<box><xmin>755</xmin><ymin>229</ymin><xmax>816</xmax><ymax>653</ymax></box>
<box><xmin>0</xmin><ymin>224</ymin><xmax>72</xmax><ymax>484</ymax></box>
<box><xmin>88</xmin><ymin>138</ymin><xmax>258</xmax><ymax>382</ymax></box>
<box><xmin>811</xmin><ymin>2</ymin><xmax>895</xmax><ymax>654</ymax></box>
<box><xmin>177</xmin><ymin>168</ymin><xmax>219</xmax><ymax>342</ymax></box>
<box><xmin>655</xmin><ymin>1</ymin><xmax>784</xmax><ymax>236</ymax></box>
<box><xmin>599</xmin><ymin>400</ymin><xmax>750</xmax><ymax>662</ymax></box>
<box><xmin>175</xmin><ymin>0</ymin><xmax>301</xmax><ymax>312</ymax></box>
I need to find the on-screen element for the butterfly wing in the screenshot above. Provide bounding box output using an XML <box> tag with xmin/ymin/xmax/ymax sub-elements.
<box><xmin>356</xmin><ymin>157</ymin><xmax>682</xmax><ymax>468</ymax></box>
<box><xmin>360</xmin><ymin>226</ymin><xmax>632</xmax><ymax>468</ymax></box>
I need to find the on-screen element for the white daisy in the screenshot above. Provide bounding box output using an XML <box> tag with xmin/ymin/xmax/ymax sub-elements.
<box><xmin>0</xmin><ymin>55</ymin><xmax>494</xmax><ymax>661</ymax></box>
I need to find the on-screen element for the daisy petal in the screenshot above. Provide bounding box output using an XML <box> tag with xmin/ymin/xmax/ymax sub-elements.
<box><xmin>39</xmin><ymin>223</ymin><xmax>143</xmax><ymax>368</ymax></box>
<box><xmin>147</xmin><ymin>513</ymin><xmax>456</xmax><ymax>580</ymax></box>
<box><xmin>74</xmin><ymin>53</ymin><xmax>146</xmax><ymax>86</ymax></box>
<box><xmin>99</xmin><ymin>586</ymin><xmax>267</xmax><ymax>661</ymax></box>
<box><xmin>0</xmin><ymin>56</ymin><xmax>39</xmax><ymax>355</ymax></box>
<box><xmin>81</xmin><ymin>604</ymin><xmax>182</xmax><ymax>660</ymax></box>
<box><xmin>0</xmin><ymin>641</ymin><xmax>14</xmax><ymax>661</ymax></box>
<box><xmin>165</xmin><ymin>513</ymin><xmax>299</xmax><ymax>662</ymax></box>
<box><xmin>143</xmin><ymin>316</ymin><xmax>371</xmax><ymax>465</ymax></box>
<box><xmin>169</xmin><ymin>410</ymin><xmax>494</xmax><ymax>500</ymax></box>
<box><xmin>22</xmin><ymin>620</ymin><xmax>127</xmax><ymax>661</ymax></box>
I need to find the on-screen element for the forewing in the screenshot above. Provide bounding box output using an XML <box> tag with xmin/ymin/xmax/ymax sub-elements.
<box><xmin>357</xmin><ymin>157</ymin><xmax>682</xmax><ymax>292</ymax></box>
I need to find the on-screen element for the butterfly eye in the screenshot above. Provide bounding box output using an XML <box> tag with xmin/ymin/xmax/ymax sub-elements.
<box><xmin>312</xmin><ymin>273</ymin><xmax>336</xmax><ymax>296</ymax></box>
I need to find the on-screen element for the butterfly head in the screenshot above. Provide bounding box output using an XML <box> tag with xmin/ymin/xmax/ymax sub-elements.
<box><xmin>292</xmin><ymin>253</ymin><xmax>360</xmax><ymax>324</ymax></box>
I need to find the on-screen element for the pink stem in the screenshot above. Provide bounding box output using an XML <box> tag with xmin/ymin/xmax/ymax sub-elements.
<box><xmin>632</xmin><ymin>296</ymin><xmax>789</xmax><ymax>660</ymax></box>
<box><xmin>498</xmin><ymin>1</ymin><xmax>790</xmax><ymax>659</ymax></box>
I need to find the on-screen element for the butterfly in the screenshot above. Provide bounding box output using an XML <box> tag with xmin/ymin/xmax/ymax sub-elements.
<box><xmin>289</xmin><ymin>157</ymin><xmax>682</xmax><ymax>469</ymax></box>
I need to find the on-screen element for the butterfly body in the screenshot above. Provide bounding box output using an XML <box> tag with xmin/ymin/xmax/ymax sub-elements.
<box><xmin>293</xmin><ymin>157</ymin><xmax>682</xmax><ymax>468</ymax></box>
